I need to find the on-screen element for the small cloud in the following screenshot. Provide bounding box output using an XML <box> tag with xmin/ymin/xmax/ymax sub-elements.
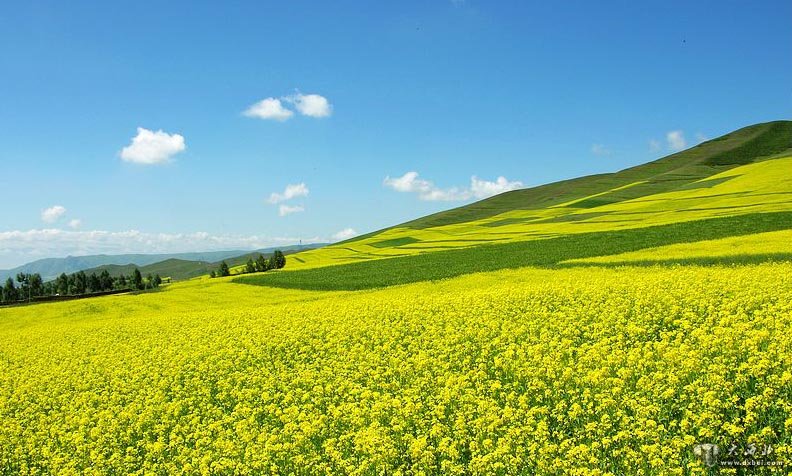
<box><xmin>649</xmin><ymin>139</ymin><xmax>661</xmax><ymax>152</ymax></box>
<box><xmin>41</xmin><ymin>205</ymin><xmax>66</xmax><ymax>223</ymax></box>
<box><xmin>666</xmin><ymin>130</ymin><xmax>687</xmax><ymax>151</ymax></box>
<box><xmin>384</xmin><ymin>172</ymin><xmax>522</xmax><ymax>202</ymax></box>
<box><xmin>68</xmin><ymin>219</ymin><xmax>82</xmax><ymax>229</ymax></box>
<box><xmin>243</xmin><ymin>98</ymin><xmax>294</xmax><ymax>121</ymax></box>
<box><xmin>120</xmin><ymin>127</ymin><xmax>186</xmax><ymax>165</ymax></box>
<box><xmin>695</xmin><ymin>132</ymin><xmax>708</xmax><ymax>144</ymax></box>
<box><xmin>278</xmin><ymin>204</ymin><xmax>305</xmax><ymax>216</ymax></box>
<box><xmin>384</xmin><ymin>171</ymin><xmax>433</xmax><ymax>194</ymax></box>
<box><xmin>284</xmin><ymin>93</ymin><xmax>332</xmax><ymax>118</ymax></box>
<box><xmin>332</xmin><ymin>228</ymin><xmax>358</xmax><ymax>241</ymax></box>
<box><xmin>469</xmin><ymin>176</ymin><xmax>523</xmax><ymax>199</ymax></box>
<box><xmin>591</xmin><ymin>143</ymin><xmax>611</xmax><ymax>157</ymax></box>
<box><xmin>267</xmin><ymin>183</ymin><xmax>310</xmax><ymax>204</ymax></box>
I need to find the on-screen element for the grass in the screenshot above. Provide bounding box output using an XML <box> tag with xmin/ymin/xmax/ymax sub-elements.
<box><xmin>234</xmin><ymin>211</ymin><xmax>792</xmax><ymax>290</ymax></box>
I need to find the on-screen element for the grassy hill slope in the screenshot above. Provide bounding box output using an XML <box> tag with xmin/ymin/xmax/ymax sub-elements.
<box><xmin>238</xmin><ymin>120</ymin><xmax>792</xmax><ymax>289</ymax></box>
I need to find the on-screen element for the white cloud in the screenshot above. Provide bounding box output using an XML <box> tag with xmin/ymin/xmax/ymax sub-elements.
<box><xmin>384</xmin><ymin>172</ymin><xmax>522</xmax><ymax>202</ymax></box>
<box><xmin>68</xmin><ymin>219</ymin><xmax>82</xmax><ymax>229</ymax></box>
<box><xmin>243</xmin><ymin>98</ymin><xmax>294</xmax><ymax>121</ymax></box>
<box><xmin>41</xmin><ymin>205</ymin><xmax>66</xmax><ymax>223</ymax></box>
<box><xmin>469</xmin><ymin>176</ymin><xmax>523</xmax><ymax>198</ymax></box>
<box><xmin>666</xmin><ymin>130</ymin><xmax>687</xmax><ymax>151</ymax></box>
<box><xmin>0</xmin><ymin>229</ymin><xmax>327</xmax><ymax>269</ymax></box>
<box><xmin>591</xmin><ymin>143</ymin><xmax>611</xmax><ymax>157</ymax></box>
<box><xmin>120</xmin><ymin>127</ymin><xmax>186</xmax><ymax>165</ymax></box>
<box><xmin>332</xmin><ymin>228</ymin><xmax>358</xmax><ymax>241</ymax></box>
<box><xmin>278</xmin><ymin>204</ymin><xmax>305</xmax><ymax>216</ymax></box>
<box><xmin>383</xmin><ymin>171</ymin><xmax>433</xmax><ymax>194</ymax></box>
<box><xmin>284</xmin><ymin>93</ymin><xmax>332</xmax><ymax>118</ymax></box>
<box><xmin>267</xmin><ymin>183</ymin><xmax>310</xmax><ymax>204</ymax></box>
<box><xmin>649</xmin><ymin>139</ymin><xmax>661</xmax><ymax>153</ymax></box>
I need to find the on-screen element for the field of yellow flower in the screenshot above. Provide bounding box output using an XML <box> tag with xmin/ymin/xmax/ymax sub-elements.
<box><xmin>1</xmin><ymin>263</ymin><xmax>791</xmax><ymax>475</ymax></box>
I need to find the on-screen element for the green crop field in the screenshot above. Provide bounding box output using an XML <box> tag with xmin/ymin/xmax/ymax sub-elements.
<box><xmin>2</xmin><ymin>122</ymin><xmax>792</xmax><ymax>475</ymax></box>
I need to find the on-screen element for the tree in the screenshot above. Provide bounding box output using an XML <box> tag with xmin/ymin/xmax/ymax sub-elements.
<box><xmin>29</xmin><ymin>274</ymin><xmax>43</xmax><ymax>298</ymax></box>
<box><xmin>56</xmin><ymin>273</ymin><xmax>69</xmax><ymax>295</ymax></box>
<box><xmin>132</xmin><ymin>269</ymin><xmax>144</xmax><ymax>290</ymax></box>
<box><xmin>99</xmin><ymin>270</ymin><xmax>113</xmax><ymax>291</ymax></box>
<box><xmin>3</xmin><ymin>278</ymin><xmax>17</xmax><ymax>303</ymax></box>
<box><xmin>152</xmin><ymin>274</ymin><xmax>162</xmax><ymax>288</ymax></box>
<box><xmin>118</xmin><ymin>274</ymin><xmax>127</xmax><ymax>288</ymax></box>
<box><xmin>87</xmin><ymin>273</ymin><xmax>101</xmax><ymax>293</ymax></box>
<box><xmin>218</xmin><ymin>261</ymin><xmax>230</xmax><ymax>277</ymax></box>
<box><xmin>245</xmin><ymin>258</ymin><xmax>256</xmax><ymax>274</ymax></box>
<box><xmin>209</xmin><ymin>270</ymin><xmax>216</xmax><ymax>279</ymax></box>
<box><xmin>16</xmin><ymin>273</ymin><xmax>30</xmax><ymax>301</ymax></box>
<box><xmin>255</xmin><ymin>254</ymin><xmax>269</xmax><ymax>272</ymax></box>
<box><xmin>74</xmin><ymin>271</ymin><xmax>87</xmax><ymax>295</ymax></box>
<box><xmin>272</xmin><ymin>250</ymin><xmax>286</xmax><ymax>269</ymax></box>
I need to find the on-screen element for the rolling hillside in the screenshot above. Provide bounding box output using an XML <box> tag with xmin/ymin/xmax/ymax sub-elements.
<box><xmin>77</xmin><ymin>244</ymin><xmax>327</xmax><ymax>281</ymax></box>
<box><xmin>239</xmin><ymin>120</ymin><xmax>792</xmax><ymax>289</ymax></box>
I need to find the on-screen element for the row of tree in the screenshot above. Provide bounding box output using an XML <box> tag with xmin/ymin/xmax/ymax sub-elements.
<box><xmin>210</xmin><ymin>250</ymin><xmax>286</xmax><ymax>278</ymax></box>
<box><xmin>1</xmin><ymin>268</ymin><xmax>163</xmax><ymax>305</ymax></box>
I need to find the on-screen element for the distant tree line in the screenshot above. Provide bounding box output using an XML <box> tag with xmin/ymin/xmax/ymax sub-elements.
<box><xmin>210</xmin><ymin>250</ymin><xmax>286</xmax><ymax>278</ymax></box>
<box><xmin>1</xmin><ymin>268</ymin><xmax>163</xmax><ymax>305</ymax></box>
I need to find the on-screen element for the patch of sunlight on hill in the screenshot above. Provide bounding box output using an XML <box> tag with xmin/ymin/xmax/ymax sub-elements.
<box><xmin>286</xmin><ymin>156</ymin><xmax>792</xmax><ymax>270</ymax></box>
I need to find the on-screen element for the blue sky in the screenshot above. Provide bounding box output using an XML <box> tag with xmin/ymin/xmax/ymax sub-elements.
<box><xmin>1</xmin><ymin>0</ymin><xmax>790</xmax><ymax>268</ymax></box>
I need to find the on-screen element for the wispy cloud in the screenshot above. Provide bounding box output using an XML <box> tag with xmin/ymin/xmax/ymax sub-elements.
<box><xmin>243</xmin><ymin>98</ymin><xmax>294</xmax><ymax>121</ymax></box>
<box><xmin>332</xmin><ymin>228</ymin><xmax>358</xmax><ymax>241</ymax></box>
<box><xmin>591</xmin><ymin>143</ymin><xmax>611</xmax><ymax>157</ymax></box>
<box><xmin>695</xmin><ymin>132</ymin><xmax>708</xmax><ymax>144</ymax></box>
<box><xmin>120</xmin><ymin>127</ymin><xmax>186</xmax><ymax>165</ymax></box>
<box><xmin>384</xmin><ymin>172</ymin><xmax>523</xmax><ymax>201</ymax></box>
<box><xmin>666</xmin><ymin>130</ymin><xmax>687</xmax><ymax>151</ymax></box>
<box><xmin>267</xmin><ymin>183</ymin><xmax>309</xmax><ymax>204</ymax></box>
<box><xmin>649</xmin><ymin>139</ymin><xmax>661</xmax><ymax>153</ymax></box>
<box><xmin>278</xmin><ymin>204</ymin><xmax>305</xmax><ymax>216</ymax></box>
<box><xmin>41</xmin><ymin>205</ymin><xmax>66</xmax><ymax>223</ymax></box>
<box><xmin>68</xmin><ymin>219</ymin><xmax>82</xmax><ymax>229</ymax></box>
<box><xmin>0</xmin><ymin>229</ymin><xmax>326</xmax><ymax>269</ymax></box>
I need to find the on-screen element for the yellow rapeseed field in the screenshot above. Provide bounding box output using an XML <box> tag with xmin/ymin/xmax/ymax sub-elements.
<box><xmin>1</xmin><ymin>263</ymin><xmax>791</xmax><ymax>474</ymax></box>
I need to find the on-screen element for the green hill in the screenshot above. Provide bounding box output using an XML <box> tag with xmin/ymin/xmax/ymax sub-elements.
<box><xmin>237</xmin><ymin>120</ymin><xmax>792</xmax><ymax>290</ymax></box>
<box><xmin>399</xmin><ymin>120</ymin><xmax>792</xmax><ymax>230</ymax></box>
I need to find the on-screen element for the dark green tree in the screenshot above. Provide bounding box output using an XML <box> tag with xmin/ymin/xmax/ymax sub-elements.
<box><xmin>132</xmin><ymin>269</ymin><xmax>144</xmax><ymax>290</ymax></box>
<box><xmin>152</xmin><ymin>274</ymin><xmax>162</xmax><ymax>288</ymax></box>
<box><xmin>3</xmin><ymin>278</ymin><xmax>17</xmax><ymax>303</ymax></box>
<box><xmin>16</xmin><ymin>273</ymin><xmax>30</xmax><ymax>301</ymax></box>
<box><xmin>29</xmin><ymin>274</ymin><xmax>43</xmax><ymax>298</ymax></box>
<box><xmin>255</xmin><ymin>254</ymin><xmax>269</xmax><ymax>272</ymax></box>
<box><xmin>118</xmin><ymin>275</ymin><xmax>127</xmax><ymax>288</ymax></box>
<box><xmin>74</xmin><ymin>271</ymin><xmax>87</xmax><ymax>295</ymax></box>
<box><xmin>87</xmin><ymin>273</ymin><xmax>101</xmax><ymax>293</ymax></box>
<box><xmin>272</xmin><ymin>250</ymin><xmax>286</xmax><ymax>269</ymax></box>
<box><xmin>56</xmin><ymin>273</ymin><xmax>69</xmax><ymax>295</ymax></box>
<box><xmin>218</xmin><ymin>261</ymin><xmax>230</xmax><ymax>277</ymax></box>
<box><xmin>209</xmin><ymin>270</ymin><xmax>216</xmax><ymax>278</ymax></box>
<box><xmin>245</xmin><ymin>258</ymin><xmax>256</xmax><ymax>274</ymax></box>
<box><xmin>99</xmin><ymin>270</ymin><xmax>113</xmax><ymax>291</ymax></box>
